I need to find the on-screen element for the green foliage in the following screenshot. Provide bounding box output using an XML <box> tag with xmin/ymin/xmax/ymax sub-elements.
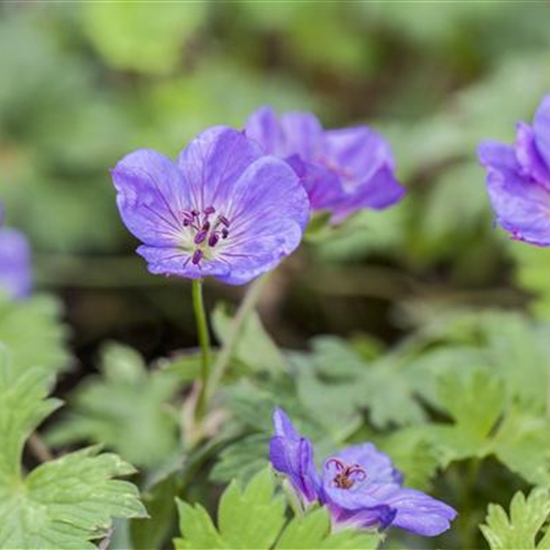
<box><xmin>210</xmin><ymin>433</ymin><xmax>270</xmax><ymax>485</ymax></box>
<box><xmin>212</xmin><ymin>302</ymin><xmax>286</xmax><ymax>374</ymax></box>
<box><xmin>82</xmin><ymin>2</ymin><xmax>208</xmax><ymax>74</ymax></box>
<box><xmin>175</xmin><ymin>468</ymin><xmax>380</xmax><ymax>550</ymax></box>
<box><xmin>429</xmin><ymin>368</ymin><xmax>505</xmax><ymax>463</ymax></box>
<box><xmin>511</xmin><ymin>244</ymin><xmax>550</xmax><ymax>320</ymax></box>
<box><xmin>417</xmin><ymin>367</ymin><xmax>550</xmax><ymax>485</ymax></box>
<box><xmin>481</xmin><ymin>488</ymin><xmax>550</xmax><ymax>549</ymax></box>
<box><xmin>375</xmin><ymin>429</ymin><xmax>439</xmax><ymax>491</ymax></box>
<box><xmin>0</xmin><ymin>347</ymin><xmax>147</xmax><ymax>549</ymax></box>
<box><xmin>292</xmin><ymin>336</ymin><xmax>426</xmax><ymax>432</ymax></box>
<box><xmin>45</xmin><ymin>343</ymin><xmax>181</xmax><ymax>469</ymax></box>
<box><xmin>0</xmin><ymin>293</ymin><xmax>68</xmax><ymax>386</ymax></box>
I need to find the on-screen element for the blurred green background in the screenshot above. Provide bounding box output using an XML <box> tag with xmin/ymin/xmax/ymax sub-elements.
<box><xmin>2</xmin><ymin>1</ymin><xmax>550</xmax><ymax>362</ymax></box>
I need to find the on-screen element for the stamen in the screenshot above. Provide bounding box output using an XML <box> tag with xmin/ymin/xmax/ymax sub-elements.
<box><xmin>347</xmin><ymin>466</ymin><xmax>367</xmax><ymax>481</ymax></box>
<box><xmin>326</xmin><ymin>458</ymin><xmax>345</xmax><ymax>471</ymax></box>
<box><xmin>208</xmin><ymin>233</ymin><xmax>219</xmax><ymax>247</ymax></box>
<box><xmin>182</xmin><ymin>205</ymin><xmax>231</xmax><ymax>258</ymax></box>
<box><xmin>326</xmin><ymin>458</ymin><xmax>367</xmax><ymax>490</ymax></box>
<box><xmin>192</xmin><ymin>249</ymin><xmax>203</xmax><ymax>265</ymax></box>
<box><xmin>194</xmin><ymin>229</ymin><xmax>208</xmax><ymax>244</ymax></box>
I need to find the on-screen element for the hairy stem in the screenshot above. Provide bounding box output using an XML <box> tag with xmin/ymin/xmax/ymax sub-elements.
<box><xmin>206</xmin><ymin>273</ymin><xmax>269</xmax><ymax>404</ymax></box>
<box><xmin>192</xmin><ymin>279</ymin><xmax>211</xmax><ymax>420</ymax></box>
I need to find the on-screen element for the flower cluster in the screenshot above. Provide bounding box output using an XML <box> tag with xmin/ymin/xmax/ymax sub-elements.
<box><xmin>112</xmin><ymin>110</ymin><xmax>405</xmax><ymax>284</ymax></box>
<box><xmin>478</xmin><ymin>95</ymin><xmax>550</xmax><ymax>245</ymax></box>
<box><xmin>0</xmin><ymin>203</ymin><xmax>31</xmax><ymax>300</ymax></box>
<box><xmin>270</xmin><ymin>408</ymin><xmax>457</xmax><ymax>537</ymax></box>
<box><xmin>245</xmin><ymin>106</ymin><xmax>405</xmax><ymax>223</ymax></box>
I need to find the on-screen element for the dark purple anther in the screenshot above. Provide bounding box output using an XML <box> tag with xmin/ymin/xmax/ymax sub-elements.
<box><xmin>191</xmin><ymin>209</ymin><xmax>200</xmax><ymax>217</ymax></box>
<box><xmin>221</xmin><ymin>228</ymin><xmax>229</xmax><ymax>239</ymax></box>
<box><xmin>208</xmin><ymin>233</ymin><xmax>219</xmax><ymax>247</ymax></box>
<box><xmin>192</xmin><ymin>249</ymin><xmax>203</xmax><ymax>265</ymax></box>
<box><xmin>183</xmin><ymin>219</ymin><xmax>190</xmax><ymax>227</ymax></box>
<box><xmin>219</xmin><ymin>215</ymin><xmax>230</xmax><ymax>227</ymax></box>
<box><xmin>203</xmin><ymin>205</ymin><xmax>216</xmax><ymax>216</ymax></box>
<box><xmin>194</xmin><ymin>229</ymin><xmax>208</xmax><ymax>244</ymax></box>
<box><xmin>202</xmin><ymin>221</ymin><xmax>211</xmax><ymax>231</ymax></box>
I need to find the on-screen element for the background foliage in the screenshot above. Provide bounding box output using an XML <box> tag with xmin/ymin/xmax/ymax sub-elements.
<box><xmin>2</xmin><ymin>2</ymin><xmax>550</xmax><ymax>549</ymax></box>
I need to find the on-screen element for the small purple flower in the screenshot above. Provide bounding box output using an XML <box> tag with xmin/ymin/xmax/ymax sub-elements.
<box><xmin>478</xmin><ymin>95</ymin><xmax>550</xmax><ymax>245</ymax></box>
<box><xmin>0</xmin><ymin>204</ymin><xmax>32</xmax><ymax>300</ymax></box>
<box><xmin>111</xmin><ymin>126</ymin><xmax>310</xmax><ymax>285</ymax></box>
<box><xmin>245</xmin><ymin>106</ymin><xmax>406</xmax><ymax>223</ymax></box>
<box><xmin>270</xmin><ymin>408</ymin><xmax>457</xmax><ymax>537</ymax></box>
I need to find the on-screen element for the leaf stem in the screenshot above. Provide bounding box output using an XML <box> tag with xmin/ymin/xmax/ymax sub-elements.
<box><xmin>28</xmin><ymin>432</ymin><xmax>53</xmax><ymax>463</ymax></box>
<box><xmin>192</xmin><ymin>279</ymin><xmax>211</xmax><ymax>420</ymax></box>
<box><xmin>206</xmin><ymin>273</ymin><xmax>269</xmax><ymax>405</ymax></box>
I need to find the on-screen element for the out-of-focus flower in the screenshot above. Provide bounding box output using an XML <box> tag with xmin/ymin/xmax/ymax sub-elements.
<box><xmin>111</xmin><ymin>126</ymin><xmax>310</xmax><ymax>285</ymax></box>
<box><xmin>245</xmin><ymin>106</ymin><xmax>405</xmax><ymax>223</ymax></box>
<box><xmin>0</xmin><ymin>204</ymin><xmax>32</xmax><ymax>300</ymax></box>
<box><xmin>270</xmin><ymin>408</ymin><xmax>457</xmax><ymax>537</ymax></box>
<box><xmin>478</xmin><ymin>95</ymin><xmax>550</xmax><ymax>245</ymax></box>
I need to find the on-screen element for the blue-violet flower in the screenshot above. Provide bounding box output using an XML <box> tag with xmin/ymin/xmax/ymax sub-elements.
<box><xmin>0</xmin><ymin>204</ymin><xmax>32</xmax><ymax>300</ymax></box>
<box><xmin>111</xmin><ymin>126</ymin><xmax>310</xmax><ymax>284</ymax></box>
<box><xmin>478</xmin><ymin>95</ymin><xmax>550</xmax><ymax>245</ymax></box>
<box><xmin>245</xmin><ymin>106</ymin><xmax>405</xmax><ymax>223</ymax></box>
<box><xmin>270</xmin><ymin>408</ymin><xmax>457</xmax><ymax>537</ymax></box>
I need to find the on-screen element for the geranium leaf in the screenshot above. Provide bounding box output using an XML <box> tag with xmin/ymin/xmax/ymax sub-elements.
<box><xmin>175</xmin><ymin>467</ymin><xmax>381</xmax><ymax>550</ymax></box>
<box><xmin>45</xmin><ymin>342</ymin><xmax>181</xmax><ymax>469</ymax></box>
<box><xmin>0</xmin><ymin>293</ymin><xmax>68</xmax><ymax>386</ymax></box>
<box><xmin>481</xmin><ymin>488</ymin><xmax>550</xmax><ymax>549</ymax></box>
<box><xmin>0</xmin><ymin>346</ymin><xmax>147</xmax><ymax>549</ymax></box>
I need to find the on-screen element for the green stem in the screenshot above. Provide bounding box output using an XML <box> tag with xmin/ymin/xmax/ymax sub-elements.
<box><xmin>192</xmin><ymin>279</ymin><xmax>211</xmax><ymax>420</ymax></box>
<box><xmin>206</xmin><ymin>273</ymin><xmax>269</xmax><ymax>404</ymax></box>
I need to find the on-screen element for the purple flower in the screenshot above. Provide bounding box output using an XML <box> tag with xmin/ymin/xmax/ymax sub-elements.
<box><xmin>0</xmin><ymin>204</ymin><xmax>32</xmax><ymax>300</ymax></box>
<box><xmin>478</xmin><ymin>95</ymin><xmax>550</xmax><ymax>245</ymax></box>
<box><xmin>245</xmin><ymin>106</ymin><xmax>405</xmax><ymax>223</ymax></box>
<box><xmin>270</xmin><ymin>408</ymin><xmax>457</xmax><ymax>537</ymax></box>
<box><xmin>111</xmin><ymin>126</ymin><xmax>310</xmax><ymax>285</ymax></box>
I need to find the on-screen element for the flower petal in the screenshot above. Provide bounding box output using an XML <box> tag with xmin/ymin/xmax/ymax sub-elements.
<box><xmin>288</xmin><ymin>156</ymin><xmax>344</xmax><ymax>212</ymax></box>
<box><xmin>331</xmin><ymin>166</ymin><xmax>406</xmax><ymax>224</ymax></box>
<box><xmin>111</xmin><ymin>149</ymin><xmax>190</xmax><ymax>247</ymax></box>
<box><xmin>477</xmin><ymin>141</ymin><xmax>518</xmax><ymax>172</ymax></box>
<box><xmin>137</xmin><ymin>245</ymin><xmax>231</xmax><ymax>280</ymax></box>
<box><xmin>376</xmin><ymin>487</ymin><xmax>457</xmax><ymax>537</ymax></box>
<box><xmin>273</xmin><ymin>407</ymin><xmax>301</xmax><ymax>439</ymax></box>
<box><xmin>213</xmin><ymin>156</ymin><xmax>309</xmax><ymax>284</ymax></box>
<box><xmin>327</xmin><ymin>502</ymin><xmax>397</xmax><ymax>530</ymax></box>
<box><xmin>245</xmin><ymin>106</ymin><xmax>283</xmax><ymax>155</ymax></box>
<box><xmin>320</xmin><ymin>127</ymin><xmax>404</xmax><ymax>221</ymax></box>
<box><xmin>321</xmin><ymin>127</ymin><xmax>395</xmax><ymax>186</ymax></box>
<box><xmin>279</xmin><ymin>111</ymin><xmax>324</xmax><ymax>159</ymax></box>
<box><xmin>533</xmin><ymin>94</ymin><xmax>550</xmax><ymax>175</ymax></box>
<box><xmin>0</xmin><ymin>228</ymin><xmax>32</xmax><ymax>300</ymax></box>
<box><xmin>485</xmin><ymin>163</ymin><xmax>550</xmax><ymax>245</ymax></box>
<box><xmin>270</xmin><ymin>436</ymin><xmax>319</xmax><ymax>504</ymax></box>
<box><xmin>245</xmin><ymin>107</ymin><xmax>323</xmax><ymax>159</ymax></box>
<box><xmin>177</xmin><ymin>126</ymin><xmax>263</xmax><ymax>210</ymax></box>
<box><xmin>269</xmin><ymin>408</ymin><xmax>320</xmax><ymax>504</ymax></box>
<box><xmin>515</xmin><ymin>122</ymin><xmax>550</xmax><ymax>186</ymax></box>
